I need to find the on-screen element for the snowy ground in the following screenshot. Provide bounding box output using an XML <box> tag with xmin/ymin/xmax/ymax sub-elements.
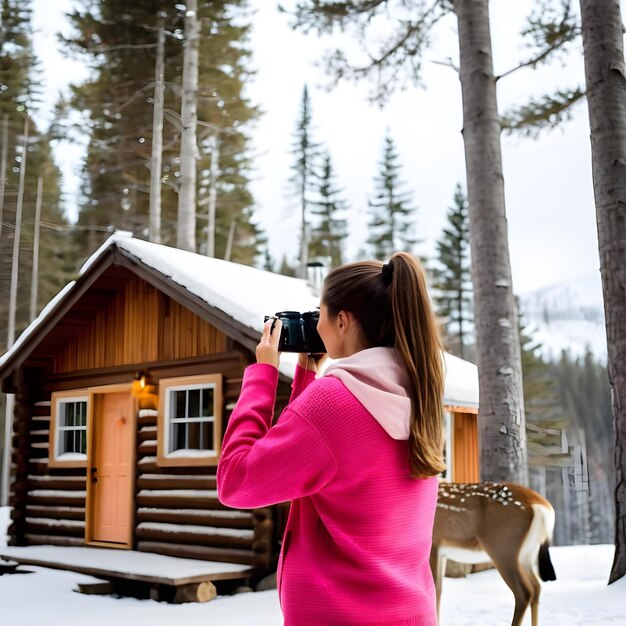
<box><xmin>1</xmin><ymin>506</ymin><xmax>624</xmax><ymax>625</ymax></box>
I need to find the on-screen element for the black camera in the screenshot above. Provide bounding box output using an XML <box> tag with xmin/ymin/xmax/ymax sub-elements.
<box><xmin>263</xmin><ymin>310</ymin><xmax>326</xmax><ymax>353</ymax></box>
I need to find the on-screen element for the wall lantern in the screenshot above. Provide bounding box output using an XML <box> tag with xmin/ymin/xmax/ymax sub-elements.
<box><xmin>132</xmin><ymin>370</ymin><xmax>158</xmax><ymax>410</ymax></box>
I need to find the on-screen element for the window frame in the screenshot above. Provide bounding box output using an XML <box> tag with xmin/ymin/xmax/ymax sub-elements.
<box><xmin>441</xmin><ymin>410</ymin><xmax>454</xmax><ymax>482</ymax></box>
<box><xmin>49</xmin><ymin>390</ymin><xmax>90</xmax><ymax>469</ymax></box>
<box><xmin>157</xmin><ymin>374</ymin><xmax>223</xmax><ymax>467</ymax></box>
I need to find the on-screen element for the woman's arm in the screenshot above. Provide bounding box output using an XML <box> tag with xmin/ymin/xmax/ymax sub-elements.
<box><xmin>217</xmin><ymin>363</ymin><xmax>337</xmax><ymax>509</ymax></box>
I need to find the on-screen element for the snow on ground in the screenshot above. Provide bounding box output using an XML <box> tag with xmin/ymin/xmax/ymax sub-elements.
<box><xmin>0</xmin><ymin>506</ymin><xmax>624</xmax><ymax>625</ymax></box>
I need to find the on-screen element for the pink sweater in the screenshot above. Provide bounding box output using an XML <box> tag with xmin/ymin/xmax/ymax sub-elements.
<box><xmin>217</xmin><ymin>357</ymin><xmax>438</xmax><ymax>626</ymax></box>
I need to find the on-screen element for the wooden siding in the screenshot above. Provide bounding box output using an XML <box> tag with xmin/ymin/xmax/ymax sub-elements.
<box><xmin>53</xmin><ymin>277</ymin><xmax>227</xmax><ymax>373</ymax></box>
<box><xmin>10</xmin><ymin>358</ymin><xmax>294</xmax><ymax>573</ymax></box>
<box><xmin>452</xmin><ymin>411</ymin><xmax>479</xmax><ymax>483</ymax></box>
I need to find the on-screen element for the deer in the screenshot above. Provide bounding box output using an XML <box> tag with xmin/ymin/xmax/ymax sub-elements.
<box><xmin>431</xmin><ymin>482</ymin><xmax>557</xmax><ymax>626</ymax></box>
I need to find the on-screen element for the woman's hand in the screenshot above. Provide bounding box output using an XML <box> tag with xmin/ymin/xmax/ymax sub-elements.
<box><xmin>256</xmin><ymin>318</ymin><xmax>282</xmax><ymax>369</ymax></box>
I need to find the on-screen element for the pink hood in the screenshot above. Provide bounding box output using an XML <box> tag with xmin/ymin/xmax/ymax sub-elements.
<box><xmin>324</xmin><ymin>347</ymin><xmax>411</xmax><ymax>440</ymax></box>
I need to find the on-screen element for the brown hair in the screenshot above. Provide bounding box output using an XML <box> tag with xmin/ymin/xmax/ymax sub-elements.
<box><xmin>323</xmin><ymin>252</ymin><xmax>446</xmax><ymax>478</ymax></box>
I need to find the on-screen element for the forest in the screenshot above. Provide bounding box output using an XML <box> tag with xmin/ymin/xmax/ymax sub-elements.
<box><xmin>0</xmin><ymin>0</ymin><xmax>624</xmax><ymax>579</ymax></box>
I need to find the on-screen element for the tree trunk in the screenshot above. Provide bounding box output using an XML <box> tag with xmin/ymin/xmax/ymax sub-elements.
<box><xmin>207</xmin><ymin>133</ymin><xmax>219</xmax><ymax>257</ymax></box>
<box><xmin>149</xmin><ymin>16</ymin><xmax>165</xmax><ymax>244</ymax></box>
<box><xmin>454</xmin><ymin>0</ymin><xmax>527</xmax><ymax>483</ymax></box>
<box><xmin>8</xmin><ymin>116</ymin><xmax>28</xmax><ymax>349</ymax></box>
<box><xmin>30</xmin><ymin>174</ymin><xmax>43</xmax><ymax>321</ymax></box>
<box><xmin>0</xmin><ymin>114</ymin><xmax>9</xmax><ymax>252</ymax></box>
<box><xmin>177</xmin><ymin>0</ymin><xmax>199</xmax><ymax>252</ymax></box>
<box><xmin>578</xmin><ymin>0</ymin><xmax>626</xmax><ymax>585</ymax></box>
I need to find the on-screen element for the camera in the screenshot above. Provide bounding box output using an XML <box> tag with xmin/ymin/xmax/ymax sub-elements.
<box><xmin>263</xmin><ymin>310</ymin><xmax>326</xmax><ymax>353</ymax></box>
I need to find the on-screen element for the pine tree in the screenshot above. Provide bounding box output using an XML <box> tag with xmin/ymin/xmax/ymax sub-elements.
<box><xmin>367</xmin><ymin>132</ymin><xmax>418</xmax><ymax>260</ymax></box>
<box><xmin>289</xmin><ymin>84</ymin><xmax>321</xmax><ymax>277</ymax></box>
<box><xmin>433</xmin><ymin>184</ymin><xmax>472</xmax><ymax>359</ymax></box>
<box><xmin>0</xmin><ymin>1</ymin><xmax>69</xmax><ymax>350</ymax></box>
<box><xmin>63</xmin><ymin>0</ymin><xmax>262</xmax><ymax>265</ymax></box>
<box><xmin>308</xmin><ymin>153</ymin><xmax>348</xmax><ymax>268</ymax></box>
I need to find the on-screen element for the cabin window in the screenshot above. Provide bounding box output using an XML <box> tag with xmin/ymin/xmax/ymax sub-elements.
<box><xmin>157</xmin><ymin>374</ymin><xmax>223</xmax><ymax>467</ymax></box>
<box><xmin>49</xmin><ymin>391</ymin><xmax>89</xmax><ymax>468</ymax></box>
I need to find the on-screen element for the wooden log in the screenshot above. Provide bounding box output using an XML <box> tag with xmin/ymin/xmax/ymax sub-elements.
<box><xmin>26</xmin><ymin>517</ymin><xmax>85</xmax><ymax>537</ymax></box>
<box><xmin>76</xmin><ymin>580</ymin><xmax>116</xmax><ymax>596</ymax></box>
<box><xmin>137</xmin><ymin>541</ymin><xmax>254</xmax><ymax>566</ymax></box>
<box><xmin>136</xmin><ymin>457</ymin><xmax>216</xmax><ymax>476</ymax></box>
<box><xmin>28</xmin><ymin>459</ymin><xmax>49</xmax><ymax>473</ymax></box>
<box><xmin>251</xmin><ymin>539</ymin><xmax>272</xmax><ymax>570</ymax></box>
<box><xmin>12</xmin><ymin>370</ymin><xmax>31</xmax><ymax>544</ymax></box>
<box><xmin>136</xmin><ymin>523</ymin><xmax>254</xmax><ymax>549</ymax></box>
<box><xmin>26</xmin><ymin>505</ymin><xmax>86</xmax><ymax>521</ymax></box>
<box><xmin>137</xmin><ymin>440</ymin><xmax>157</xmax><ymax>456</ymax></box>
<box><xmin>172</xmin><ymin>581</ymin><xmax>217</xmax><ymax>604</ymax></box>
<box><xmin>24</xmin><ymin>533</ymin><xmax>85</xmax><ymax>547</ymax></box>
<box><xmin>137</xmin><ymin>456</ymin><xmax>159</xmax><ymax>472</ymax></box>
<box><xmin>138</xmin><ymin>426</ymin><xmax>157</xmax><ymax>444</ymax></box>
<box><xmin>136</xmin><ymin>507</ymin><xmax>253</xmax><ymax>529</ymax></box>
<box><xmin>136</xmin><ymin>490</ymin><xmax>222</xmax><ymax>509</ymax></box>
<box><xmin>30</xmin><ymin>429</ymin><xmax>50</xmax><ymax>438</ymax></box>
<box><xmin>136</xmin><ymin>475</ymin><xmax>216</xmax><ymax>491</ymax></box>
<box><xmin>48</xmin><ymin>466</ymin><xmax>87</xmax><ymax>478</ymax></box>
<box><xmin>138</xmin><ymin>413</ymin><xmax>157</xmax><ymax>428</ymax></box>
<box><xmin>28</xmin><ymin>490</ymin><xmax>86</xmax><ymax>506</ymax></box>
<box><xmin>27</xmin><ymin>476</ymin><xmax>87</xmax><ymax>490</ymax></box>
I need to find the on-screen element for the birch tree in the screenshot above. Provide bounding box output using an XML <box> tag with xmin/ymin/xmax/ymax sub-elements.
<box><xmin>578</xmin><ymin>0</ymin><xmax>626</xmax><ymax>584</ymax></box>
<box><xmin>177</xmin><ymin>0</ymin><xmax>200</xmax><ymax>252</ymax></box>
<box><xmin>149</xmin><ymin>14</ymin><xmax>166</xmax><ymax>244</ymax></box>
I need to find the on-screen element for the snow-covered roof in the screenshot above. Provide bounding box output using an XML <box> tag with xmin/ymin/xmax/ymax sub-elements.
<box><xmin>0</xmin><ymin>233</ymin><xmax>478</xmax><ymax>407</ymax></box>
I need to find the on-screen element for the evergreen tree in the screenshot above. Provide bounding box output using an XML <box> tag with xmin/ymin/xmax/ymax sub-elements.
<box><xmin>433</xmin><ymin>184</ymin><xmax>472</xmax><ymax>359</ymax></box>
<box><xmin>278</xmin><ymin>254</ymin><xmax>297</xmax><ymax>278</ymax></box>
<box><xmin>289</xmin><ymin>84</ymin><xmax>321</xmax><ymax>277</ymax></box>
<box><xmin>367</xmin><ymin>132</ymin><xmax>418</xmax><ymax>260</ymax></box>
<box><xmin>546</xmin><ymin>348</ymin><xmax>614</xmax><ymax>545</ymax></box>
<box><xmin>0</xmin><ymin>1</ymin><xmax>69</xmax><ymax>350</ymax></box>
<box><xmin>308</xmin><ymin>153</ymin><xmax>348</xmax><ymax>268</ymax></box>
<box><xmin>63</xmin><ymin>0</ymin><xmax>262</xmax><ymax>265</ymax></box>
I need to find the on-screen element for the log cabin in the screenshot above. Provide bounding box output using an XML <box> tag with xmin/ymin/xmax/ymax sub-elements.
<box><xmin>0</xmin><ymin>233</ymin><xmax>478</xmax><ymax>582</ymax></box>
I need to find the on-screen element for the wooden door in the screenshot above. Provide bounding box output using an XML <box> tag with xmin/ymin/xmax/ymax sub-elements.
<box><xmin>91</xmin><ymin>392</ymin><xmax>135</xmax><ymax>545</ymax></box>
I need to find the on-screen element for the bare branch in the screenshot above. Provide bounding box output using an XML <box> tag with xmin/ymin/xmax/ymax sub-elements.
<box><xmin>432</xmin><ymin>57</ymin><xmax>460</xmax><ymax>74</ymax></box>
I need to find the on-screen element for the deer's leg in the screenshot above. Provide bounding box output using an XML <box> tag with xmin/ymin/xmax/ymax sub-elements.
<box><xmin>487</xmin><ymin>551</ymin><xmax>532</xmax><ymax>626</ymax></box>
<box><xmin>528</xmin><ymin>569</ymin><xmax>542</xmax><ymax>626</ymax></box>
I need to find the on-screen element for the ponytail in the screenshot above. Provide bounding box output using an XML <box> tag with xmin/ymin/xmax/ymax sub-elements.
<box><xmin>323</xmin><ymin>253</ymin><xmax>446</xmax><ymax>478</ymax></box>
<box><xmin>387</xmin><ymin>253</ymin><xmax>446</xmax><ymax>478</ymax></box>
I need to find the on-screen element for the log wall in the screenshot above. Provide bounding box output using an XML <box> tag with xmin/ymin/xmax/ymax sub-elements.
<box><xmin>10</xmin><ymin>398</ymin><xmax>88</xmax><ymax>548</ymax></box>
<box><xmin>10</xmin><ymin>357</ymin><xmax>294</xmax><ymax>574</ymax></box>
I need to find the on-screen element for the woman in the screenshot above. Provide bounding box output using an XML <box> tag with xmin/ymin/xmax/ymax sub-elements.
<box><xmin>217</xmin><ymin>252</ymin><xmax>445</xmax><ymax>626</ymax></box>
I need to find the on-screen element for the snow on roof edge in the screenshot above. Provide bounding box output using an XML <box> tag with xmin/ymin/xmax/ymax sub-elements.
<box><xmin>0</xmin><ymin>234</ymin><xmax>478</xmax><ymax>407</ymax></box>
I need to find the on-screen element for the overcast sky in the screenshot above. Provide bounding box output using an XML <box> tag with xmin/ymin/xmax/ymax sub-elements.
<box><xmin>30</xmin><ymin>0</ymin><xmax>617</xmax><ymax>295</ymax></box>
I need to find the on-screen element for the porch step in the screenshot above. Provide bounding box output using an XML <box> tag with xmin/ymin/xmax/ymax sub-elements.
<box><xmin>0</xmin><ymin>545</ymin><xmax>253</xmax><ymax>602</ymax></box>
